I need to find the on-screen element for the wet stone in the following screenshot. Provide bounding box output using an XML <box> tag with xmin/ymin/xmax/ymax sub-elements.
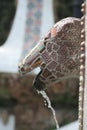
<box><xmin>40</xmin><ymin>63</ymin><xmax>46</xmax><ymax>69</ymax></box>
<box><xmin>46</xmin><ymin>42</ymin><xmax>53</xmax><ymax>52</ymax></box>
<box><xmin>56</xmin><ymin>64</ymin><xmax>62</xmax><ymax>72</ymax></box>
<box><xmin>47</xmin><ymin>61</ymin><xmax>57</xmax><ymax>71</ymax></box>
<box><xmin>41</xmin><ymin>50</ymin><xmax>51</xmax><ymax>63</ymax></box>
<box><xmin>57</xmin><ymin>30</ymin><xmax>64</xmax><ymax>38</ymax></box>
<box><xmin>67</xmin><ymin>47</ymin><xmax>78</xmax><ymax>56</ymax></box>
<box><xmin>61</xmin><ymin>65</ymin><xmax>69</xmax><ymax>74</ymax></box>
<box><xmin>51</xmin><ymin>70</ymin><xmax>57</xmax><ymax>75</ymax></box>
<box><xmin>65</xmin><ymin>60</ymin><xmax>79</xmax><ymax>71</ymax></box>
<box><xmin>50</xmin><ymin>51</ymin><xmax>58</xmax><ymax>61</ymax></box>
<box><xmin>49</xmin><ymin>75</ymin><xmax>55</xmax><ymax>80</ymax></box>
<box><xmin>58</xmin><ymin>45</ymin><xmax>68</xmax><ymax>56</ymax></box>
<box><xmin>53</xmin><ymin>43</ymin><xmax>59</xmax><ymax>51</ymax></box>
<box><xmin>42</xmin><ymin>69</ymin><xmax>52</xmax><ymax>78</ymax></box>
<box><xmin>58</xmin><ymin>55</ymin><xmax>68</xmax><ymax>64</ymax></box>
<box><xmin>56</xmin><ymin>72</ymin><xmax>64</xmax><ymax>78</ymax></box>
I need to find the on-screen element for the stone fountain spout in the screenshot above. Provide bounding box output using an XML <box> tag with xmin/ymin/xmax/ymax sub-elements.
<box><xmin>19</xmin><ymin>17</ymin><xmax>81</xmax><ymax>90</ymax></box>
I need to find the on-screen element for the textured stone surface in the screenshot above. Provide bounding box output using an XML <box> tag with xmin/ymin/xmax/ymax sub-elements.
<box><xmin>19</xmin><ymin>17</ymin><xmax>81</xmax><ymax>91</ymax></box>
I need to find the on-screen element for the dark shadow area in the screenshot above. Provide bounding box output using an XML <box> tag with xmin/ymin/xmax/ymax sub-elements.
<box><xmin>0</xmin><ymin>97</ymin><xmax>18</xmax><ymax>108</ymax></box>
<box><xmin>54</xmin><ymin>0</ymin><xmax>83</xmax><ymax>22</ymax></box>
<box><xmin>0</xmin><ymin>0</ymin><xmax>16</xmax><ymax>46</ymax></box>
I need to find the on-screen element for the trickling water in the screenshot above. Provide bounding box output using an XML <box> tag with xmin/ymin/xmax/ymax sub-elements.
<box><xmin>37</xmin><ymin>90</ymin><xmax>60</xmax><ymax>130</ymax></box>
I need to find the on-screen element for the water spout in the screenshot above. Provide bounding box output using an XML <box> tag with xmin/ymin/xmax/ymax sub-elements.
<box><xmin>19</xmin><ymin>17</ymin><xmax>81</xmax><ymax>91</ymax></box>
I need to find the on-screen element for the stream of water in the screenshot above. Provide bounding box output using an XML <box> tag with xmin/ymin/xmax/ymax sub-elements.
<box><xmin>37</xmin><ymin>90</ymin><xmax>60</xmax><ymax>130</ymax></box>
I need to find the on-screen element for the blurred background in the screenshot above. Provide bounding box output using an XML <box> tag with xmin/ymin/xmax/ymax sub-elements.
<box><xmin>0</xmin><ymin>0</ymin><xmax>83</xmax><ymax>130</ymax></box>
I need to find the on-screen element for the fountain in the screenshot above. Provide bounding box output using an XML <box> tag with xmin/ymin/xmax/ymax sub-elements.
<box><xmin>19</xmin><ymin>17</ymin><xmax>82</xmax><ymax>129</ymax></box>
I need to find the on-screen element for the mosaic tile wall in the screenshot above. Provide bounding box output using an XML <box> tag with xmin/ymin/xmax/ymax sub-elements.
<box><xmin>21</xmin><ymin>0</ymin><xmax>42</xmax><ymax>60</ymax></box>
